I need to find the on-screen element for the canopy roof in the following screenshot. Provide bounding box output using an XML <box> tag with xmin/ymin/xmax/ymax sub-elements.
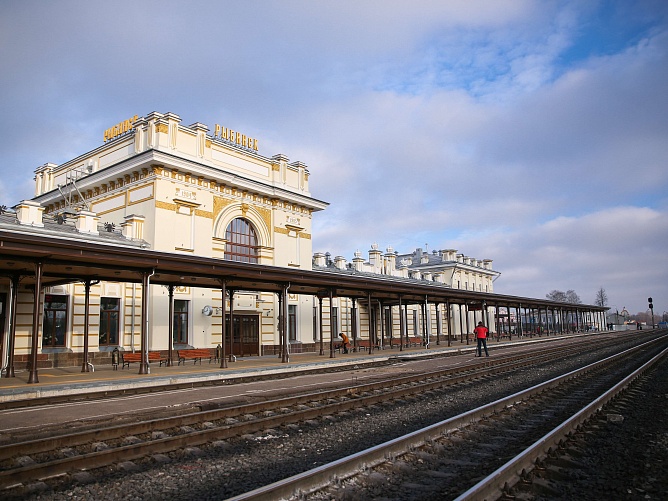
<box><xmin>0</xmin><ymin>229</ymin><xmax>606</xmax><ymax>312</ymax></box>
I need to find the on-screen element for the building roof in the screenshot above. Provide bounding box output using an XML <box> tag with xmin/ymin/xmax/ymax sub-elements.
<box><xmin>0</xmin><ymin>207</ymin><xmax>148</xmax><ymax>249</ymax></box>
<box><xmin>312</xmin><ymin>260</ymin><xmax>453</xmax><ymax>289</ymax></box>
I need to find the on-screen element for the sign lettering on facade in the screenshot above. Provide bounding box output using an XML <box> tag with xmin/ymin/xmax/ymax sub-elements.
<box><xmin>214</xmin><ymin>123</ymin><xmax>259</xmax><ymax>151</ymax></box>
<box><xmin>175</xmin><ymin>188</ymin><xmax>196</xmax><ymax>201</ymax></box>
<box><xmin>104</xmin><ymin>115</ymin><xmax>139</xmax><ymax>142</ymax></box>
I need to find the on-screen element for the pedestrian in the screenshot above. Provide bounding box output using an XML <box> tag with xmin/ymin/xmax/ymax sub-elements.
<box><xmin>339</xmin><ymin>332</ymin><xmax>349</xmax><ymax>354</ymax></box>
<box><xmin>474</xmin><ymin>321</ymin><xmax>489</xmax><ymax>357</ymax></box>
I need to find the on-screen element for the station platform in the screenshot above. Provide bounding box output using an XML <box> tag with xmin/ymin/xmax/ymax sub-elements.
<box><xmin>0</xmin><ymin>342</ymin><xmax>491</xmax><ymax>403</ymax></box>
<box><xmin>0</xmin><ymin>333</ymin><xmax>591</xmax><ymax>404</ymax></box>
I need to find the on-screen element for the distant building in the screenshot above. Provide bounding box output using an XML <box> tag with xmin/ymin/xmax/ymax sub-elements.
<box><xmin>314</xmin><ymin>245</ymin><xmax>497</xmax><ymax>292</ymax></box>
<box><xmin>313</xmin><ymin>244</ymin><xmax>499</xmax><ymax>338</ymax></box>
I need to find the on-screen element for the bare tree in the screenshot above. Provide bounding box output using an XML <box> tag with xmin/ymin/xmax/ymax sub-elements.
<box><xmin>546</xmin><ymin>290</ymin><xmax>567</xmax><ymax>302</ymax></box>
<box><xmin>546</xmin><ymin>289</ymin><xmax>582</xmax><ymax>304</ymax></box>
<box><xmin>565</xmin><ymin>289</ymin><xmax>582</xmax><ymax>304</ymax></box>
<box><xmin>595</xmin><ymin>287</ymin><xmax>608</xmax><ymax>307</ymax></box>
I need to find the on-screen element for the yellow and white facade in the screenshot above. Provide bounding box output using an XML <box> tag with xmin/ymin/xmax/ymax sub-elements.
<box><xmin>26</xmin><ymin>111</ymin><xmax>328</xmax><ymax>360</ymax></box>
<box><xmin>0</xmin><ymin>111</ymin><xmax>502</xmax><ymax>370</ymax></box>
<box><xmin>313</xmin><ymin>245</ymin><xmax>499</xmax><ymax>342</ymax></box>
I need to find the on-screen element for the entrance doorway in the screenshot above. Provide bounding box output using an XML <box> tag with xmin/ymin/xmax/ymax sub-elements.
<box><xmin>226</xmin><ymin>314</ymin><xmax>259</xmax><ymax>356</ymax></box>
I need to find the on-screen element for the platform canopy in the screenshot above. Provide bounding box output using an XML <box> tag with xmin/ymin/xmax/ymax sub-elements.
<box><xmin>0</xmin><ymin>229</ymin><xmax>606</xmax><ymax>312</ymax></box>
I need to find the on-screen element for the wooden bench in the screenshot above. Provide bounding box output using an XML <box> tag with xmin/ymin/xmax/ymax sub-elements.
<box><xmin>387</xmin><ymin>337</ymin><xmax>423</xmax><ymax>348</ymax></box>
<box><xmin>177</xmin><ymin>348</ymin><xmax>214</xmax><ymax>365</ymax></box>
<box><xmin>121</xmin><ymin>351</ymin><xmax>167</xmax><ymax>369</ymax></box>
<box><xmin>356</xmin><ymin>340</ymin><xmax>380</xmax><ymax>351</ymax></box>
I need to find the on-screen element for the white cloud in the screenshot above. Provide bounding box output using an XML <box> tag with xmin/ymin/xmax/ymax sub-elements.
<box><xmin>1</xmin><ymin>0</ymin><xmax>667</xmax><ymax>314</ymax></box>
<box><xmin>470</xmin><ymin>207</ymin><xmax>668</xmax><ymax>312</ymax></box>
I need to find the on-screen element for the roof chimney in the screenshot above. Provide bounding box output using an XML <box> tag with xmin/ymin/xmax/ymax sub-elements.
<box><xmin>15</xmin><ymin>200</ymin><xmax>44</xmax><ymax>227</ymax></box>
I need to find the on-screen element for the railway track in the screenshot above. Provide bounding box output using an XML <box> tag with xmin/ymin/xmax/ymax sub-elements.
<box><xmin>0</xmin><ymin>343</ymin><xmax>585</xmax><ymax>489</ymax></box>
<box><xmin>0</xmin><ymin>332</ymin><xmax>661</xmax><ymax>498</ymax></box>
<box><xmin>224</xmin><ymin>336</ymin><xmax>667</xmax><ymax>500</ymax></box>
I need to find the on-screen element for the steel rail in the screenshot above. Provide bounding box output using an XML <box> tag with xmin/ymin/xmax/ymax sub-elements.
<box><xmin>0</xmin><ymin>343</ymin><xmax>593</xmax><ymax>488</ymax></box>
<box><xmin>0</xmin><ymin>331</ymin><xmax>634</xmax><ymax>411</ymax></box>
<box><xmin>224</xmin><ymin>336</ymin><xmax>666</xmax><ymax>501</ymax></box>
<box><xmin>0</xmin><ymin>342</ymin><xmax>587</xmax><ymax>462</ymax></box>
<box><xmin>454</xmin><ymin>344</ymin><xmax>668</xmax><ymax>500</ymax></box>
<box><xmin>0</xmin><ymin>343</ymin><xmax>527</xmax><ymax>410</ymax></box>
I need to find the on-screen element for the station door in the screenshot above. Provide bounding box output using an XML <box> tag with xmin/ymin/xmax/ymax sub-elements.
<box><xmin>226</xmin><ymin>314</ymin><xmax>259</xmax><ymax>357</ymax></box>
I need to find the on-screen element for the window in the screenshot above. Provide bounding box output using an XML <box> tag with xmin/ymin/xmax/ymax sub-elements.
<box><xmin>313</xmin><ymin>305</ymin><xmax>318</xmax><ymax>341</ymax></box>
<box><xmin>43</xmin><ymin>294</ymin><xmax>68</xmax><ymax>347</ymax></box>
<box><xmin>173</xmin><ymin>300</ymin><xmax>189</xmax><ymax>344</ymax></box>
<box><xmin>384</xmin><ymin>307</ymin><xmax>393</xmax><ymax>341</ymax></box>
<box><xmin>413</xmin><ymin>310</ymin><xmax>419</xmax><ymax>336</ymax></box>
<box><xmin>99</xmin><ymin>297</ymin><xmax>120</xmax><ymax>346</ymax></box>
<box><xmin>224</xmin><ymin>218</ymin><xmax>258</xmax><ymax>263</ymax></box>
<box><xmin>288</xmin><ymin>305</ymin><xmax>297</xmax><ymax>341</ymax></box>
<box><xmin>331</xmin><ymin>306</ymin><xmax>338</xmax><ymax>339</ymax></box>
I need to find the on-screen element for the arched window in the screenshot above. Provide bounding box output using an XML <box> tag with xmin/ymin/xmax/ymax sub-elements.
<box><xmin>225</xmin><ymin>218</ymin><xmax>259</xmax><ymax>263</ymax></box>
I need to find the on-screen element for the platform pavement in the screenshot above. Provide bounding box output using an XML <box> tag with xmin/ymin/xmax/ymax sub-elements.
<box><xmin>0</xmin><ymin>334</ymin><xmax>582</xmax><ymax>403</ymax></box>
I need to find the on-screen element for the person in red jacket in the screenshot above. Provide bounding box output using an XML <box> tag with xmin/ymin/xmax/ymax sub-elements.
<box><xmin>474</xmin><ymin>321</ymin><xmax>489</xmax><ymax>357</ymax></box>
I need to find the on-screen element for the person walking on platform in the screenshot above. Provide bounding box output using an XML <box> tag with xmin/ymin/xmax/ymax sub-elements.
<box><xmin>474</xmin><ymin>321</ymin><xmax>489</xmax><ymax>357</ymax></box>
<box><xmin>339</xmin><ymin>333</ymin><xmax>350</xmax><ymax>354</ymax></box>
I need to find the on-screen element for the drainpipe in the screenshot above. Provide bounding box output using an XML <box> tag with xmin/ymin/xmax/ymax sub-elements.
<box><xmin>2</xmin><ymin>274</ymin><xmax>19</xmax><ymax>378</ymax></box>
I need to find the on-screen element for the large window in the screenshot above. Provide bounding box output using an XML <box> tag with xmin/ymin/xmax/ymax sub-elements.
<box><xmin>43</xmin><ymin>294</ymin><xmax>68</xmax><ymax>347</ymax></box>
<box><xmin>224</xmin><ymin>218</ymin><xmax>258</xmax><ymax>263</ymax></box>
<box><xmin>99</xmin><ymin>297</ymin><xmax>120</xmax><ymax>346</ymax></box>
<box><xmin>173</xmin><ymin>300</ymin><xmax>189</xmax><ymax>344</ymax></box>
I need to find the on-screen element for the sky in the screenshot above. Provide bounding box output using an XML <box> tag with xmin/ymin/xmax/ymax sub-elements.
<box><xmin>1</xmin><ymin>0</ymin><xmax>667</xmax><ymax>316</ymax></box>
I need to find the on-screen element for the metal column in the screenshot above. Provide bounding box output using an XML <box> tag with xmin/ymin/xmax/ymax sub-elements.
<box><xmin>27</xmin><ymin>262</ymin><xmax>43</xmax><ymax>384</ymax></box>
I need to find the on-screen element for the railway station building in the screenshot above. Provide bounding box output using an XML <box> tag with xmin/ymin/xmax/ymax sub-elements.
<box><xmin>26</xmin><ymin>112</ymin><xmax>329</xmax><ymax>364</ymax></box>
<box><xmin>0</xmin><ymin>111</ymin><xmax>605</xmax><ymax>373</ymax></box>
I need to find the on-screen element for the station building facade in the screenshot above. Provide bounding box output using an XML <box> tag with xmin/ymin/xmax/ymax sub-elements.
<box><xmin>1</xmin><ymin>111</ymin><xmax>499</xmax><ymax>369</ymax></box>
<box><xmin>16</xmin><ymin>112</ymin><xmax>328</xmax><ymax>366</ymax></box>
<box><xmin>312</xmin><ymin>245</ymin><xmax>499</xmax><ymax>343</ymax></box>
